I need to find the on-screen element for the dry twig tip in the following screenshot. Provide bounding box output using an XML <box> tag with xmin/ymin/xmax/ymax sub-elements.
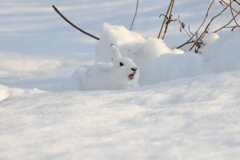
<box><xmin>52</xmin><ymin>5</ymin><xmax>100</xmax><ymax>40</ymax></box>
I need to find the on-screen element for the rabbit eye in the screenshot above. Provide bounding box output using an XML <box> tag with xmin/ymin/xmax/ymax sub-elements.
<box><xmin>119</xmin><ymin>62</ymin><xmax>124</xmax><ymax>66</ymax></box>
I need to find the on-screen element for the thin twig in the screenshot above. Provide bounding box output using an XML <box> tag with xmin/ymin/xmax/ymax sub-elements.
<box><xmin>213</xmin><ymin>0</ymin><xmax>240</xmax><ymax>32</ymax></box>
<box><xmin>179</xmin><ymin>21</ymin><xmax>192</xmax><ymax>38</ymax></box>
<box><xmin>213</xmin><ymin>6</ymin><xmax>238</xmax><ymax>32</ymax></box>
<box><xmin>190</xmin><ymin>0</ymin><xmax>229</xmax><ymax>51</ymax></box>
<box><xmin>228</xmin><ymin>0</ymin><xmax>240</xmax><ymax>26</ymax></box>
<box><xmin>191</xmin><ymin>0</ymin><xmax>215</xmax><ymax>41</ymax></box>
<box><xmin>189</xmin><ymin>0</ymin><xmax>227</xmax><ymax>51</ymax></box>
<box><xmin>178</xmin><ymin>0</ymin><xmax>240</xmax><ymax>50</ymax></box>
<box><xmin>52</xmin><ymin>5</ymin><xmax>100</xmax><ymax>40</ymax></box>
<box><xmin>177</xmin><ymin>0</ymin><xmax>215</xmax><ymax>49</ymax></box>
<box><xmin>188</xmin><ymin>25</ymin><xmax>194</xmax><ymax>36</ymax></box>
<box><xmin>176</xmin><ymin>41</ymin><xmax>195</xmax><ymax>49</ymax></box>
<box><xmin>158</xmin><ymin>0</ymin><xmax>174</xmax><ymax>38</ymax></box>
<box><xmin>162</xmin><ymin>0</ymin><xmax>175</xmax><ymax>39</ymax></box>
<box><xmin>221</xmin><ymin>0</ymin><xmax>240</xmax><ymax>15</ymax></box>
<box><xmin>130</xmin><ymin>0</ymin><xmax>139</xmax><ymax>31</ymax></box>
<box><xmin>233</xmin><ymin>0</ymin><xmax>240</xmax><ymax>5</ymax></box>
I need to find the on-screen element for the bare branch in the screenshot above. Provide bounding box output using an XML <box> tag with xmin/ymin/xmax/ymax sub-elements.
<box><xmin>177</xmin><ymin>0</ymin><xmax>215</xmax><ymax>50</ymax></box>
<box><xmin>189</xmin><ymin>0</ymin><xmax>224</xmax><ymax>51</ymax></box>
<box><xmin>179</xmin><ymin>21</ymin><xmax>192</xmax><ymax>38</ymax></box>
<box><xmin>52</xmin><ymin>5</ymin><xmax>100</xmax><ymax>41</ymax></box>
<box><xmin>176</xmin><ymin>0</ymin><xmax>237</xmax><ymax>53</ymax></box>
<box><xmin>162</xmin><ymin>0</ymin><xmax>177</xmax><ymax>40</ymax></box>
<box><xmin>159</xmin><ymin>14</ymin><xmax>168</xmax><ymax>20</ymax></box>
<box><xmin>188</xmin><ymin>25</ymin><xmax>194</xmax><ymax>36</ymax></box>
<box><xmin>130</xmin><ymin>0</ymin><xmax>139</xmax><ymax>31</ymax></box>
<box><xmin>229</xmin><ymin>0</ymin><xmax>240</xmax><ymax>26</ymax></box>
<box><xmin>233</xmin><ymin>0</ymin><xmax>240</xmax><ymax>5</ymax></box>
<box><xmin>221</xmin><ymin>0</ymin><xmax>240</xmax><ymax>15</ymax></box>
<box><xmin>183</xmin><ymin>0</ymin><xmax>232</xmax><ymax>52</ymax></box>
<box><xmin>158</xmin><ymin>0</ymin><xmax>174</xmax><ymax>38</ymax></box>
<box><xmin>213</xmin><ymin>6</ymin><xmax>239</xmax><ymax>32</ymax></box>
<box><xmin>191</xmin><ymin>0</ymin><xmax>215</xmax><ymax>42</ymax></box>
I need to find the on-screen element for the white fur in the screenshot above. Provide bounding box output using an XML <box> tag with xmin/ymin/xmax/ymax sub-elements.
<box><xmin>82</xmin><ymin>44</ymin><xmax>140</xmax><ymax>90</ymax></box>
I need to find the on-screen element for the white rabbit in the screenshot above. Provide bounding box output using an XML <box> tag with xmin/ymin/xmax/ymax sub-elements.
<box><xmin>82</xmin><ymin>44</ymin><xmax>140</xmax><ymax>90</ymax></box>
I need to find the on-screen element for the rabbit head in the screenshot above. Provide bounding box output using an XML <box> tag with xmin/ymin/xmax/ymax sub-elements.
<box><xmin>109</xmin><ymin>44</ymin><xmax>140</xmax><ymax>88</ymax></box>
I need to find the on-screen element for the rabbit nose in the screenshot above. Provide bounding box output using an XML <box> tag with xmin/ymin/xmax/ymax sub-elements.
<box><xmin>131</xmin><ymin>68</ymin><xmax>137</xmax><ymax>72</ymax></box>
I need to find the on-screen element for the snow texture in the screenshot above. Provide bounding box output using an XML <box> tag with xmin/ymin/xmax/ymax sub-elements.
<box><xmin>1</xmin><ymin>0</ymin><xmax>240</xmax><ymax>160</ymax></box>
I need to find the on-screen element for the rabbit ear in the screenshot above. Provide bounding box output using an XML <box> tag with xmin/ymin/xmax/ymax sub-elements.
<box><xmin>110</xmin><ymin>44</ymin><xmax>122</xmax><ymax>60</ymax></box>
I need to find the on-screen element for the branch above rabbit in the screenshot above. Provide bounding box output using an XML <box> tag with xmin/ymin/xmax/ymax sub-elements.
<box><xmin>81</xmin><ymin>44</ymin><xmax>140</xmax><ymax>90</ymax></box>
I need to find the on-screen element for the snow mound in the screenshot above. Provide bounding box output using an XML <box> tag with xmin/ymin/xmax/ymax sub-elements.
<box><xmin>71</xmin><ymin>23</ymin><xmax>184</xmax><ymax>90</ymax></box>
<box><xmin>142</xmin><ymin>29</ymin><xmax>240</xmax><ymax>85</ymax></box>
<box><xmin>0</xmin><ymin>84</ymin><xmax>44</xmax><ymax>102</ymax></box>
<box><xmin>72</xmin><ymin>24</ymin><xmax>240</xmax><ymax>90</ymax></box>
<box><xmin>95</xmin><ymin>23</ymin><xmax>184</xmax><ymax>75</ymax></box>
<box><xmin>141</xmin><ymin>52</ymin><xmax>205</xmax><ymax>85</ymax></box>
<box><xmin>205</xmin><ymin>28</ymin><xmax>240</xmax><ymax>73</ymax></box>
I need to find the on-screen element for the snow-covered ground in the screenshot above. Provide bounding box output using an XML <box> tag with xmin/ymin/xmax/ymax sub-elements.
<box><xmin>1</xmin><ymin>0</ymin><xmax>240</xmax><ymax>159</ymax></box>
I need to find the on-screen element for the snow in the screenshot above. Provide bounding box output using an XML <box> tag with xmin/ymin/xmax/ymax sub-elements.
<box><xmin>95</xmin><ymin>23</ymin><xmax>184</xmax><ymax>78</ymax></box>
<box><xmin>1</xmin><ymin>71</ymin><xmax>240</xmax><ymax>160</ymax></box>
<box><xmin>180</xmin><ymin>33</ymin><xmax>220</xmax><ymax>53</ymax></box>
<box><xmin>205</xmin><ymin>28</ymin><xmax>240</xmax><ymax>73</ymax></box>
<box><xmin>1</xmin><ymin>0</ymin><xmax>240</xmax><ymax>159</ymax></box>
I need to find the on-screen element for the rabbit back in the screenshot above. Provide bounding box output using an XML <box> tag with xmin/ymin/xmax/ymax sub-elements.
<box><xmin>82</xmin><ymin>63</ymin><xmax>112</xmax><ymax>90</ymax></box>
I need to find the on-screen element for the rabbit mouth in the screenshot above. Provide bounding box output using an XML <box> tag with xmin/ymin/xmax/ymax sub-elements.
<box><xmin>128</xmin><ymin>73</ymin><xmax>135</xmax><ymax>80</ymax></box>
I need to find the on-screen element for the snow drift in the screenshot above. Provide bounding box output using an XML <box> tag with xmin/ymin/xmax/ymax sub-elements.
<box><xmin>71</xmin><ymin>23</ymin><xmax>240</xmax><ymax>90</ymax></box>
<box><xmin>0</xmin><ymin>84</ymin><xmax>44</xmax><ymax>102</ymax></box>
